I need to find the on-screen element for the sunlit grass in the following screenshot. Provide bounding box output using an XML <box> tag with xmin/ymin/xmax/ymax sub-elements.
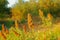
<box><xmin>0</xmin><ymin>10</ymin><xmax>60</xmax><ymax>40</ymax></box>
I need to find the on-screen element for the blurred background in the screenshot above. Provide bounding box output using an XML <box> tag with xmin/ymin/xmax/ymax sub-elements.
<box><xmin>0</xmin><ymin>0</ymin><xmax>60</xmax><ymax>30</ymax></box>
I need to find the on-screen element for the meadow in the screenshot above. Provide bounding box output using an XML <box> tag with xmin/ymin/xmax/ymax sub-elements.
<box><xmin>0</xmin><ymin>10</ymin><xmax>60</xmax><ymax>40</ymax></box>
<box><xmin>0</xmin><ymin>0</ymin><xmax>60</xmax><ymax>40</ymax></box>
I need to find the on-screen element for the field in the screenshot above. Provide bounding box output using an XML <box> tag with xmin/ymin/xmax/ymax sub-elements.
<box><xmin>0</xmin><ymin>0</ymin><xmax>60</xmax><ymax>40</ymax></box>
<box><xmin>0</xmin><ymin>10</ymin><xmax>60</xmax><ymax>40</ymax></box>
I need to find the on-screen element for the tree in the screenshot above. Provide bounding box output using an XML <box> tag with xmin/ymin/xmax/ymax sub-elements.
<box><xmin>0</xmin><ymin>0</ymin><xmax>10</xmax><ymax>18</ymax></box>
<box><xmin>11</xmin><ymin>0</ymin><xmax>60</xmax><ymax>22</ymax></box>
<box><xmin>11</xmin><ymin>0</ymin><xmax>26</xmax><ymax>21</ymax></box>
<box><xmin>11</xmin><ymin>7</ymin><xmax>23</xmax><ymax>21</ymax></box>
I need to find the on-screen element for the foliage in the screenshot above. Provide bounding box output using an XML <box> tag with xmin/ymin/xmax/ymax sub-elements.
<box><xmin>39</xmin><ymin>9</ymin><xmax>53</xmax><ymax>27</ymax></box>
<box><xmin>0</xmin><ymin>0</ymin><xmax>10</xmax><ymax>18</ymax></box>
<box><xmin>10</xmin><ymin>0</ymin><xmax>60</xmax><ymax>22</ymax></box>
<box><xmin>0</xmin><ymin>25</ymin><xmax>60</xmax><ymax>40</ymax></box>
<box><xmin>0</xmin><ymin>12</ymin><xmax>60</xmax><ymax>40</ymax></box>
<box><xmin>0</xmin><ymin>0</ymin><xmax>60</xmax><ymax>40</ymax></box>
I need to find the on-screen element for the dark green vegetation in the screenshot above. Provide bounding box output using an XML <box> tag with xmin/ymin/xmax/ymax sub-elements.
<box><xmin>0</xmin><ymin>0</ymin><xmax>10</xmax><ymax>18</ymax></box>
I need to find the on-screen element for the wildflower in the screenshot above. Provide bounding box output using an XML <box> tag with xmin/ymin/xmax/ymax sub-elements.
<box><xmin>12</xmin><ymin>30</ymin><xmax>20</xmax><ymax>37</ymax></box>
<box><xmin>2</xmin><ymin>33</ymin><xmax>6</xmax><ymax>40</ymax></box>
<box><xmin>15</xmin><ymin>20</ymin><xmax>19</xmax><ymax>28</ymax></box>
<box><xmin>27</xmin><ymin>13</ymin><xmax>34</xmax><ymax>30</ymax></box>
<box><xmin>23</xmin><ymin>25</ymin><xmax>27</xmax><ymax>34</ymax></box>
<box><xmin>2</xmin><ymin>24</ymin><xmax>6</xmax><ymax>33</ymax></box>
<box><xmin>47</xmin><ymin>13</ymin><xmax>53</xmax><ymax>20</ymax></box>
<box><xmin>0</xmin><ymin>31</ymin><xmax>2</xmax><ymax>37</ymax></box>
<box><xmin>39</xmin><ymin>9</ymin><xmax>44</xmax><ymax>19</ymax></box>
<box><xmin>5</xmin><ymin>29</ymin><xmax>9</xmax><ymax>34</ymax></box>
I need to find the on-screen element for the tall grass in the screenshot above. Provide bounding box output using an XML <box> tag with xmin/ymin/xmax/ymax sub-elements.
<box><xmin>0</xmin><ymin>10</ymin><xmax>60</xmax><ymax>40</ymax></box>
